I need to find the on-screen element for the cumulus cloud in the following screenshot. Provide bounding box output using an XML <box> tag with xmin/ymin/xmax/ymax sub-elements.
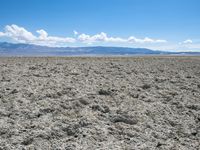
<box><xmin>0</xmin><ymin>32</ymin><xmax>5</xmax><ymax>37</ymax></box>
<box><xmin>78</xmin><ymin>32</ymin><xmax>125</xmax><ymax>43</ymax></box>
<box><xmin>35</xmin><ymin>29</ymin><xmax>75</xmax><ymax>46</ymax></box>
<box><xmin>37</xmin><ymin>29</ymin><xmax>48</xmax><ymax>39</ymax></box>
<box><xmin>183</xmin><ymin>39</ymin><xmax>193</xmax><ymax>44</ymax></box>
<box><xmin>73</xmin><ymin>30</ymin><xmax>78</xmax><ymax>36</ymax></box>
<box><xmin>0</xmin><ymin>24</ymin><xmax>167</xmax><ymax>46</ymax></box>
<box><xmin>0</xmin><ymin>24</ymin><xmax>75</xmax><ymax>46</ymax></box>
<box><xmin>5</xmin><ymin>24</ymin><xmax>36</xmax><ymax>42</ymax></box>
<box><xmin>128</xmin><ymin>36</ymin><xmax>167</xmax><ymax>44</ymax></box>
<box><xmin>78</xmin><ymin>32</ymin><xmax>167</xmax><ymax>44</ymax></box>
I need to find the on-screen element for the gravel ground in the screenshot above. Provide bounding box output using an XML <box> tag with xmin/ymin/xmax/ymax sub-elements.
<box><xmin>0</xmin><ymin>56</ymin><xmax>199</xmax><ymax>150</ymax></box>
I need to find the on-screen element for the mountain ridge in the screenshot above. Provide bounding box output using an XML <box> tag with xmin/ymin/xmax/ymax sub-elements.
<box><xmin>0</xmin><ymin>42</ymin><xmax>200</xmax><ymax>56</ymax></box>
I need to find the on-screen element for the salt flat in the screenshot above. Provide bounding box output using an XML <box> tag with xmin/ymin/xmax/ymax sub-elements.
<box><xmin>0</xmin><ymin>56</ymin><xmax>199</xmax><ymax>149</ymax></box>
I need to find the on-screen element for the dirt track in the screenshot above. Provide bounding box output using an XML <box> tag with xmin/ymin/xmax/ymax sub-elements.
<box><xmin>0</xmin><ymin>56</ymin><xmax>199</xmax><ymax>149</ymax></box>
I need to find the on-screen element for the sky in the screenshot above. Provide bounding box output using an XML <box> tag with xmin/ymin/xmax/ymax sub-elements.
<box><xmin>0</xmin><ymin>0</ymin><xmax>200</xmax><ymax>51</ymax></box>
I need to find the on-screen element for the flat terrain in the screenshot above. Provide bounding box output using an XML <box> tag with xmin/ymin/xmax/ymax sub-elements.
<box><xmin>0</xmin><ymin>56</ymin><xmax>199</xmax><ymax>150</ymax></box>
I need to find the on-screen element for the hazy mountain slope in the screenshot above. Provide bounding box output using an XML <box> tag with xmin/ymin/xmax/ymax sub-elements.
<box><xmin>0</xmin><ymin>42</ymin><xmax>199</xmax><ymax>56</ymax></box>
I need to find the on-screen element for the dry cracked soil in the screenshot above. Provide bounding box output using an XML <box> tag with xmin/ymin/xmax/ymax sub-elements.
<box><xmin>0</xmin><ymin>56</ymin><xmax>199</xmax><ymax>150</ymax></box>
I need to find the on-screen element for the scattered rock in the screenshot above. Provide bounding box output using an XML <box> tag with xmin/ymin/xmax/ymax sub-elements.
<box><xmin>79</xmin><ymin>98</ymin><xmax>90</xmax><ymax>105</ymax></box>
<box><xmin>29</xmin><ymin>66</ymin><xmax>37</xmax><ymax>70</ymax></box>
<box><xmin>79</xmin><ymin>118</ymin><xmax>91</xmax><ymax>127</ymax></box>
<box><xmin>129</xmin><ymin>93</ymin><xmax>139</xmax><ymax>98</ymax></box>
<box><xmin>40</xmin><ymin>108</ymin><xmax>55</xmax><ymax>113</ymax></box>
<box><xmin>62</xmin><ymin>124</ymin><xmax>80</xmax><ymax>137</ymax></box>
<box><xmin>0</xmin><ymin>57</ymin><xmax>199</xmax><ymax>149</ymax></box>
<box><xmin>186</xmin><ymin>104</ymin><xmax>200</xmax><ymax>111</ymax></box>
<box><xmin>1</xmin><ymin>76</ymin><xmax>11</xmax><ymax>82</ymax></box>
<box><xmin>156</xmin><ymin>142</ymin><xmax>164</xmax><ymax>148</ymax></box>
<box><xmin>10</xmin><ymin>89</ymin><xmax>18</xmax><ymax>94</ymax></box>
<box><xmin>141</xmin><ymin>84</ymin><xmax>151</xmax><ymax>90</ymax></box>
<box><xmin>110</xmin><ymin>114</ymin><xmax>138</xmax><ymax>125</ymax></box>
<box><xmin>155</xmin><ymin>77</ymin><xmax>167</xmax><ymax>83</ymax></box>
<box><xmin>21</xmin><ymin>137</ymin><xmax>33</xmax><ymax>145</ymax></box>
<box><xmin>186</xmin><ymin>75</ymin><xmax>192</xmax><ymax>78</ymax></box>
<box><xmin>98</xmin><ymin>89</ymin><xmax>112</xmax><ymax>95</ymax></box>
<box><xmin>91</xmin><ymin>104</ymin><xmax>110</xmax><ymax>113</ymax></box>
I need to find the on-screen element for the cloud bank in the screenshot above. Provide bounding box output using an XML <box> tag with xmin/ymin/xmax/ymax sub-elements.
<box><xmin>0</xmin><ymin>25</ymin><xmax>75</xmax><ymax>46</ymax></box>
<box><xmin>183</xmin><ymin>39</ymin><xmax>193</xmax><ymax>44</ymax></box>
<box><xmin>78</xmin><ymin>32</ymin><xmax>167</xmax><ymax>44</ymax></box>
<box><xmin>0</xmin><ymin>24</ymin><xmax>167</xmax><ymax>47</ymax></box>
<box><xmin>78</xmin><ymin>32</ymin><xmax>126</xmax><ymax>43</ymax></box>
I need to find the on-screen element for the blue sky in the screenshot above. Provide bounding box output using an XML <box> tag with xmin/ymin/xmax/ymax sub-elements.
<box><xmin>0</xmin><ymin>0</ymin><xmax>200</xmax><ymax>51</ymax></box>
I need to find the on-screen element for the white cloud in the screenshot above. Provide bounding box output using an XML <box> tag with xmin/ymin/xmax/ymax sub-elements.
<box><xmin>73</xmin><ymin>30</ymin><xmax>78</xmax><ymax>36</ymax></box>
<box><xmin>78</xmin><ymin>32</ymin><xmax>167</xmax><ymax>44</ymax></box>
<box><xmin>37</xmin><ymin>29</ymin><xmax>48</xmax><ymax>39</ymax></box>
<box><xmin>0</xmin><ymin>32</ymin><xmax>5</xmax><ymax>37</ymax></box>
<box><xmin>78</xmin><ymin>32</ymin><xmax>121</xmax><ymax>43</ymax></box>
<box><xmin>183</xmin><ymin>39</ymin><xmax>193</xmax><ymax>44</ymax></box>
<box><xmin>128</xmin><ymin>36</ymin><xmax>167</xmax><ymax>43</ymax></box>
<box><xmin>0</xmin><ymin>24</ymin><xmax>167</xmax><ymax>47</ymax></box>
<box><xmin>0</xmin><ymin>24</ymin><xmax>76</xmax><ymax>46</ymax></box>
<box><xmin>5</xmin><ymin>24</ymin><xmax>36</xmax><ymax>42</ymax></box>
<box><xmin>35</xmin><ymin>29</ymin><xmax>75</xmax><ymax>46</ymax></box>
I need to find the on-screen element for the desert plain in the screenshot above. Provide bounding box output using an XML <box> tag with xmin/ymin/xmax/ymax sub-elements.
<box><xmin>0</xmin><ymin>56</ymin><xmax>199</xmax><ymax>149</ymax></box>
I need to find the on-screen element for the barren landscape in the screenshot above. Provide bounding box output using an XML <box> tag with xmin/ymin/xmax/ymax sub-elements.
<box><xmin>0</xmin><ymin>56</ymin><xmax>199</xmax><ymax>150</ymax></box>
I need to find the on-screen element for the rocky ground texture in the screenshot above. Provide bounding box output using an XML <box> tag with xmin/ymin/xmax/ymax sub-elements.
<box><xmin>0</xmin><ymin>56</ymin><xmax>199</xmax><ymax>150</ymax></box>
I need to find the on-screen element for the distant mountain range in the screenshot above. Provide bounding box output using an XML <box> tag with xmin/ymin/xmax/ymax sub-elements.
<box><xmin>0</xmin><ymin>42</ymin><xmax>200</xmax><ymax>56</ymax></box>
